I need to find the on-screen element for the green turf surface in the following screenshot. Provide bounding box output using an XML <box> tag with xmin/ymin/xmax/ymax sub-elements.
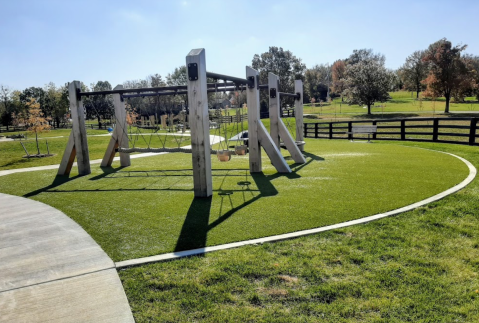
<box><xmin>118</xmin><ymin>141</ymin><xmax>479</xmax><ymax>323</ymax></box>
<box><xmin>0</xmin><ymin>140</ymin><xmax>468</xmax><ymax>262</ymax></box>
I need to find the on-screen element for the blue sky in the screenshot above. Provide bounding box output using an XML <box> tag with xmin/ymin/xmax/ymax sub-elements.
<box><xmin>1</xmin><ymin>0</ymin><xmax>478</xmax><ymax>90</ymax></box>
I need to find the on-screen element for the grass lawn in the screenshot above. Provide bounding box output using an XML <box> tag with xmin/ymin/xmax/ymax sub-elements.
<box><xmin>0</xmin><ymin>130</ymin><xmax>191</xmax><ymax>170</ymax></box>
<box><xmin>303</xmin><ymin>91</ymin><xmax>479</xmax><ymax>119</ymax></box>
<box><xmin>0</xmin><ymin>140</ymin><xmax>469</xmax><ymax>263</ymax></box>
<box><xmin>118</xmin><ymin>141</ymin><xmax>479</xmax><ymax>323</ymax></box>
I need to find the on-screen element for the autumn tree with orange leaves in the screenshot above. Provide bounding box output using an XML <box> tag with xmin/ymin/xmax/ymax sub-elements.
<box><xmin>26</xmin><ymin>98</ymin><xmax>51</xmax><ymax>155</ymax></box>
<box><xmin>422</xmin><ymin>39</ymin><xmax>476</xmax><ymax>113</ymax></box>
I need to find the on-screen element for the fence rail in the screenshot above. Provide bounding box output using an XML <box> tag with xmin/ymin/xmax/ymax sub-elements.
<box><xmin>304</xmin><ymin>117</ymin><xmax>479</xmax><ymax>146</ymax></box>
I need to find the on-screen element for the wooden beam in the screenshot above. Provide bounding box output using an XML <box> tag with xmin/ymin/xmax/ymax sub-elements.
<box><xmin>294</xmin><ymin>79</ymin><xmax>305</xmax><ymax>152</ymax></box>
<box><xmin>187</xmin><ymin>48</ymin><xmax>213</xmax><ymax>198</ymax></box>
<box><xmin>246</xmin><ymin>67</ymin><xmax>291</xmax><ymax>173</ymax></box>
<box><xmin>245</xmin><ymin>67</ymin><xmax>262</xmax><ymax>173</ymax></box>
<box><xmin>57</xmin><ymin>132</ymin><xmax>76</xmax><ymax>176</ymax></box>
<box><xmin>268</xmin><ymin>73</ymin><xmax>306</xmax><ymax>164</ymax></box>
<box><xmin>268</xmin><ymin>73</ymin><xmax>281</xmax><ymax>148</ymax></box>
<box><xmin>58</xmin><ymin>81</ymin><xmax>90</xmax><ymax>176</ymax></box>
<box><xmin>101</xmin><ymin>85</ymin><xmax>131</xmax><ymax>167</ymax></box>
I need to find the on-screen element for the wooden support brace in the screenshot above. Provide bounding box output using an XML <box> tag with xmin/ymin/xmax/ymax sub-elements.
<box><xmin>101</xmin><ymin>85</ymin><xmax>131</xmax><ymax>167</ymax></box>
<box><xmin>246</xmin><ymin>67</ymin><xmax>291</xmax><ymax>173</ymax></box>
<box><xmin>268</xmin><ymin>73</ymin><xmax>306</xmax><ymax>164</ymax></box>
<box><xmin>57</xmin><ymin>81</ymin><xmax>91</xmax><ymax>176</ymax></box>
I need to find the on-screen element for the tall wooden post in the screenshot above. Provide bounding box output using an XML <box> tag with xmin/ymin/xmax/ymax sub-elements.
<box><xmin>186</xmin><ymin>48</ymin><xmax>212</xmax><ymax>198</ymax></box>
<box><xmin>294</xmin><ymin>80</ymin><xmax>304</xmax><ymax>152</ymax></box>
<box><xmin>268</xmin><ymin>73</ymin><xmax>306</xmax><ymax>164</ymax></box>
<box><xmin>246</xmin><ymin>67</ymin><xmax>262</xmax><ymax>173</ymax></box>
<box><xmin>246</xmin><ymin>67</ymin><xmax>290</xmax><ymax>173</ymax></box>
<box><xmin>101</xmin><ymin>85</ymin><xmax>131</xmax><ymax>167</ymax></box>
<box><xmin>58</xmin><ymin>81</ymin><xmax>91</xmax><ymax>176</ymax></box>
<box><xmin>268</xmin><ymin>73</ymin><xmax>281</xmax><ymax>148</ymax></box>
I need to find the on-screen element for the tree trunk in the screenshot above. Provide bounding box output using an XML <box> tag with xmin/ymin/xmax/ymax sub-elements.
<box><xmin>367</xmin><ymin>104</ymin><xmax>371</xmax><ymax>115</ymax></box>
<box><xmin>444</xmin><ymin>93</ymin><xmax>450</xmax><ymax>113</ymax></box>
<box><xmin>35</xmin><ymin>131</ymin><xmax>40</xmax><ymax>155</ymax></box>
<box><xmin>97</xmin><ymin>116</ymin><xmax>102</xmax><ymax>129</ymax></box>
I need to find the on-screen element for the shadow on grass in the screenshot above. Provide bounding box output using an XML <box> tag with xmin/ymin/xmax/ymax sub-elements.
<box><xmin>23</xmin><ymin>174</ymin><xmax>81</xmax><ymax>198</ymax></box>
<box><xmin>174</xmin><ymin>151</ymin><xmax>324</xmax><ymax>251</ymax></box>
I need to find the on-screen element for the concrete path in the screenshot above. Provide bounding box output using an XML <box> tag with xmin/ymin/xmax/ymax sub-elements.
<box><xmin>0</xmin><ymin>193</ymin><xmax>135</xmax><ymax>322</ymax></box>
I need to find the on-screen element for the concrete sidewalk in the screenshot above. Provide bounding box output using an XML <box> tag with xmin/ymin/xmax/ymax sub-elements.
<box><xmin>0</xmin><ymin>193</ymin><xmax>135</xmax><ymax>322</ymax></box>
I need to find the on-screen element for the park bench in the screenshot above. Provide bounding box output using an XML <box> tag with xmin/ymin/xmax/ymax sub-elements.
<box><xmin>346</xmin><ymin>125</ymin><xmax>377</xmax><ymax>143</ymax></box>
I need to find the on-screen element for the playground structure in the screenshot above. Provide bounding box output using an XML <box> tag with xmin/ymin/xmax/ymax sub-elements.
<box><xmin>58</xmin><ymin>48</ymin><xmax>306</xmax><ymax>197</ymax></box>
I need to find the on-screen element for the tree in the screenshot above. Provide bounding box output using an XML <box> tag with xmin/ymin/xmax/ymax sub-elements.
<box><xmin>331</xmin><ymin>60</ymin><xmax>347</xmax><ymax>100</ymax></box>
<box><xmin>0</xmin><ymin>85</ymin><xmax>13</xmax><ymax>130</ymax></box>
<box><xmin>44</xmin><ymin>83</ymin><xmax>69</xmax><ymax>128</ymax></box>
<box><xmin>422</xmin><ymin>38</ymin><xmax>474</xmax><ymax>113</ymax></box>
<box><xmin>399</xmin><ymin>50</ymin><xmax>428</xmax><ymax>98</ymax></box>
<box><xmin>82</xmin><ymin>81</ymin><xmax>114</xmax><ymax>127</ymax></box>
<box><xmin>463</xmin><ymin>54</ymin><xmax>479</xmax><ymax>100</ymax></box>
<box><xmin>166</xmin><ymin>66</ymin><xmax>188</xmax><ymax>107</ymax></box>
<box><xmin>344</xmin><ymin>60</ymin><xmax>391</xmax><ymax>114</ymax></box>
<box><xmin>26</xmin><ymin>98</ymin><xmax>51</xmax><ymax>155</ymax></box>
<box><xmin>346</xmin><ymin>49</ymin><xmax>385</xmax><ymax>66</ymax></box>
<box><xmin>252</xmin><ymin>46</ymin><xmax>306</xmax><ymax>107</ymax></box>
<box><xmin>304</xmin><ymin>64</ymin><xmax>331</xmax><ymax>102</ymax></box>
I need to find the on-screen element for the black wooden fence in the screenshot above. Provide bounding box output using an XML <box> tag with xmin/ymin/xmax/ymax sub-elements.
<box><xmin>304</xmin><ymin>117</ymin><xmax>479</xmax><ymax>146</ymax></box>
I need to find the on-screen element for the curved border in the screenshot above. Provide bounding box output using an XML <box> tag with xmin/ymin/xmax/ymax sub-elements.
<box><xmin>116</xmin><ymin>151</ymin><xmax>477</xmax><ymax>268</ymax></box>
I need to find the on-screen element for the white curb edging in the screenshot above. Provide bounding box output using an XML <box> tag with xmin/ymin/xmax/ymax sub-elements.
<box><xmin>115</xmin><ymin>151</ymin><xmax>476</xmax><ymax>269</ymax></box>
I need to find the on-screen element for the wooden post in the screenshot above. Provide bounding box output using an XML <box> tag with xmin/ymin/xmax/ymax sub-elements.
<box><xmin>268</xmin><ymin>73</ymin><xmax>306</xmax><ymax>164</ymax></box>
<box><xmin>101</xmin><ymin>85</ymin><xmax>131</xmax><ymax>167</ymax></box>
<box><xmin>246</xmin><ymin>67</ymin><xmax>262</xmax><ymax>173</ymax></box>
<box><xmin>401</xmin><ymin>120</ymin><xmax>406</xmax><ymax>140</ymax></box>
<box><xmin>161</xmin><ymin>115</ymin><xmax>167</xmax><ymax>130</ymax></box>
<box><xmin>268</xmin><ymin>73</ymin><xmax>280</xmax><ymax>148</ymax></box>
<box><xmin>149</xmin><ymin>115</ymin><xmax>156</xmax><ymax>127</ymax></box>
<box><xmin>294</xmin><ymin>80</ymin><xmax>304</xmax><ymax>152</ymax></box>
<box><xmin>347</xmin><ymin>122</ymin><xmax>352</xmax><ymax>140</ymax></box>
<box><xmin>469</xmin><ymin>117</ymin><xmax>477</xmax><ymax>146</ymax></box>
<box><xmin>329</xmin><ymin>123</ymin><xmax>333</xmax><ymax>139</ymax></box>
<box><xmin>246</xmin><ymin>67</ymin><xmax>290</xmax><ymax>173</ymax></box>
<box><xmin>315</xmin><ymin>123</ymin><xmax>319</xmax><ymax>138</ymax></box>
<box><xmin>58</xmin><ymin>81</ymin><xmax>91</xmax><ymax>176</ymax></box>
<box><xmin>372</xmin><ymin>120</ymin><xmax>377</xmax><ymax>140</ymax></box>
<box><xmin>186</xmin><ymin>48</ymin><xmax>213</xmax><ymax>198</ymax></box>
<box><xmin>432</xmin><ymin>118</ymin><xmax>439</xmax><ymax>142</ymax></box>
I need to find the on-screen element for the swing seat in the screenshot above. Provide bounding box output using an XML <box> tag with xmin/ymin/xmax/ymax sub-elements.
<box><xmin>217</xmin><ymin>150</ymin><xmax>232</xmax><ymax>162</ymax></box>
<box><xmin>234</xmin><ymin>145</ymin><xmax>247</xmax><ymax>156</ymax></box>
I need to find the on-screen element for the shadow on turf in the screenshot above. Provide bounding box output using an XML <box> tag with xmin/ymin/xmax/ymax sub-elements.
<box><xmin>174</xmin><ymin>152</ymin><xmax>324</xmax><ymax>251</ymax></box>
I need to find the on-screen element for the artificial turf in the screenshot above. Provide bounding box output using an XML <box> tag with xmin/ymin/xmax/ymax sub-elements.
<box><xmin>119</xmin><ymin>141</ymin><xmax>479</xmax><ymax>323</ymax></box>
<box><xmin>0</xmin><ymin>139</ymin><xmax>469</xmax><ymax>262</ymax></box>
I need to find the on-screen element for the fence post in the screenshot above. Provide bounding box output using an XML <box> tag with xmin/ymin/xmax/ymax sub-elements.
<box><xmin>348</xmin><ymin>122</ymin><xmax>352</xmax><ymax>140</ymax></box>
<box><xmin>315</xmin><ymin>123</ymin><xmax>319</xmax><ymax>138</ymax></box>
<box><xmin>401</xmin><ymin>120</ymin><xmax>406</xmax><ymax>140</ymax></box>
<box><xmin>432</xmin><ymin>118</ymin><xmax>439</xmax><ymax>142</ymax></box>
<box><xmin>304</xmin><ymin>123</ymin><xmax>308</xmax><ymax>138</ymax></box>
<box><xmin>329</xmin><ymin>123</ymin><xmax>333</xmax><ymax>139</ymax></box>
<box><xmin>372</xmin><ymin>120</ymin><xmax>377</xmax><ymax>139</ymax></box>
<box><xmin>469</xmin><ymin>117</ymin><xmax>477</xmax><ymax>146</ymax></box>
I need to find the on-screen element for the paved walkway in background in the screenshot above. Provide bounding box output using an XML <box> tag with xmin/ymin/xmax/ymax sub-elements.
<box><xmin>0</xmin><ymin>193</ymin><xmax>135</xmax><ymax>322</ymax></box>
